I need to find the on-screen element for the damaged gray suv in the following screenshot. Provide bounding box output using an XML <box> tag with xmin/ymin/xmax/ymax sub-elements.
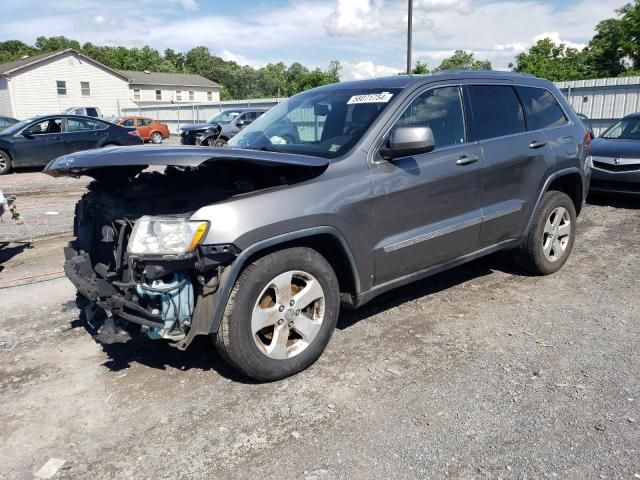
<box><xmin>46</xmin><ymin>72</ymin><xmax>591</xmax><ymax>381</ymax></box>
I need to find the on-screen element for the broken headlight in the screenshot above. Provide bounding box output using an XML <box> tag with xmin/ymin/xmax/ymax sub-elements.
<box><xmin>128</xmin><ymin>216</ymin><xmax>209</xmax><ymax>255</ymax></box>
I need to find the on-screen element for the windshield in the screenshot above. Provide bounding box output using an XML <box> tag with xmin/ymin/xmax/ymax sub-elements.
<box><xmin>228</xmin><ymin>88</ymin><xmax>401</xmax><ymax>158</ymax></box>
<box><xmin>207</xmin><ymin>111</ymin><xmax>240</xmax><ymax>125</ymax></box>
<box><xmin>601</xmin><ymin>117</ymin><xmax>640</xmax><ymax>140</ymax></box>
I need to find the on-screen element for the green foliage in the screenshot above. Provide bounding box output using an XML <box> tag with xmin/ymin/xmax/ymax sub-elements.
<box><xmin>411</xmin><ymin>61</ymin><xmax>430</xmax><ymax>74</ymax></box>
<box><xmin>0</xmin><ymin>36</ymin><xmax>341</xmax><ymax>100</ymax></box>
<box><xmin>434</xmin><ymin>50</ymin><xmax>492</xmax><ymax>72</ymax></box>
<box><xmin>514</xmin><ymin>1</ymin><xmax>640</xmax><ymax>81</ymax></box>
<box><xmin>514</xmin><ymin>38</ymin><xmax>590</xmax><ymax>81</ymax></box>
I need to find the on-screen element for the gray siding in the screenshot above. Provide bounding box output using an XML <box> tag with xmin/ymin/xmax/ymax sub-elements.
<box><xmin>0</xmin><ymin>78</ymin><xmax>13</xmax><ymax>117</ymax></box>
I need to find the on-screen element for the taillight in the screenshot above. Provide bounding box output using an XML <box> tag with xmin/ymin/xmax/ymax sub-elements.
<box><xmin>128</xmin><ymin>130</ymin><xmax>140</xmax><ymax>137</ymax></box>
<box><xmin>584</xmin><ymin>129</ymin><xmax>591</xmax><ymax>148</ymax></box>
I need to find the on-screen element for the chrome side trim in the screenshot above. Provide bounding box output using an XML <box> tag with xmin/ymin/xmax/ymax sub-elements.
<box><xmin>383</xmin><ymin>217</ymin><xmax>482</xmax><ymax>253</ymax></box>
<box><xmin>383</xmin><ymin>204</ymin><xmax>523</xmax><ymax>254</ymax></box>
<box><xmin>482</xmin><ymin>203</ymin><xmax>523</xmax><ymax>221</ymax></box>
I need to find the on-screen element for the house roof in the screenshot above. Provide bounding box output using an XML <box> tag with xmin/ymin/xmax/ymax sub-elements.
<box><xmin>0</xmin><ymin>49</ymin><xmax>219</xmax><ymax>89</ymax></box>
<box><xmin>118</xmin><ymin>70</ymin><xmax>219</xmax><ymax>88</ymax></box>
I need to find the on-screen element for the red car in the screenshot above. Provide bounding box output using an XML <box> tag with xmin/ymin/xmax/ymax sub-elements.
<box><xmin>117</xmin><ymin>117</ymin><xmax>170</xmax><ymax>144</ymax></box>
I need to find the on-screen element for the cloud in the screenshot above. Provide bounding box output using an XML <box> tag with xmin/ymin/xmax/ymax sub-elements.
<box><xmin>532</xmin><ymin>32</ymin><xmax>587</xmax><ymax>50</ymax></box>
<box><xmin>341</xmin><ymin>60</ymin><xmax>402</xmax><ymax>80</ymax></box>
<box><xmin>324</xmin><ymin>0</ymin><xmax>472</xmax><ymax>36</ymax></box>
<box><xmin>93</xmin><ymin>15</ymin><xmax>105</xmax><ymax>25</ymax></box>
<box><xmin>178</xmin><ymin>0</ymin><xmax>198</xmax><ymax>11</ymax></box>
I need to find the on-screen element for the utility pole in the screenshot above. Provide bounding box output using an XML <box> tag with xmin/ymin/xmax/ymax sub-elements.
<box><xmin>406</xmin><ymin>0</ymin><xmax>413</xmax><ymax>74</ymax></box>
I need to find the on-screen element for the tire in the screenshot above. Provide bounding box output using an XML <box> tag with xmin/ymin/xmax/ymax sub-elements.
<box><xmin>0</xmin><ymin>150</ymin><xmax>12</xmax><ymax>175</ymax></box>
<box><xmin>514</xmin><ymin>191</ymin><xmax>577</xmax><ymax>275</ymax></box>
<box><xmin>212</xmin><ymin>138</ymin><xmax>227</xmax><ymax>148</ymax></box>
<box><xmin>215</xmin><ymin>247</ymin><xmax>340</xmax><ymax>381</ymax></box>
<box><xmin>150</xmin><ymin>132</ymin><xmax>163</xmax><ymax>144</ymax></box>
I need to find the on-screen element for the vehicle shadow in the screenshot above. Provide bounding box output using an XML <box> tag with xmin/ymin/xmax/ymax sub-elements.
<box><xmin>0</xmin><ymin>241</ymin><xmax>32</xmax><ymax>267</ymax></box>
<box><xmin>66</xmin><ymin>252</ymin><xmax>520</xmax><ymax>383</ymax></box>
<box><xmin>587</xmin><ymin>193</ymin><xmax>640</xmax><ymax>209</ymax></box>
<box><xmin>67</xmin><ymin>314</ymin><xmax>257</xmax><ymax>383</ymax></box>
<box><xmin>338</xmin><ymin>252</ymin><xmax>518</xmax><ymax>330</ymax></box>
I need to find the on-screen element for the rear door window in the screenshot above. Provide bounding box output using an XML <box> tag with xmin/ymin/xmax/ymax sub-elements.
<box><xmin>516</xmin><ymin>86</ymin><xmax>567</xmax><ymax>131</ymax></box>
<box><xmin>68</xmin><ymin>118</ymin><xmax>105</xmax><ymax>131</ymax></box>
<box><xmin>122</xmin><ymin>119</ymin><xmax>135</xmax><ymax>127</ymax></box>
<box><xmin>86</xmin><ymin>108</ymin><xmax>98</xmax><ymax>117</ymax></box>
<box><xmin>468</xmin><ymin>85</ymin><xmax>526</xmax><ymax>140</ymax></box>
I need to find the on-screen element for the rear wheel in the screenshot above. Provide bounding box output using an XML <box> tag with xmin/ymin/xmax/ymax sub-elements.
<box><xmin>212</xmin><ymin>138</ymin><xmax>227</xmax><ymax>148</ymax></box>
<box><xmin>150</xmin><ymin>132</ymin><xmax>163</xmax><ymax>144</ymax></box>
<box><xmin>0</xmin><ymin>150</ymin><xmax>12</xmax><ymax>175</ymax></box>
<box><xmin>514</xmin><ymin>191</ymin><xmax>576</xmax><ymax>275</ymax></box>
<box><xmin>215</xmin><ymin>247</ymin><xmax>340</xmax><ymax>381</ymax></box>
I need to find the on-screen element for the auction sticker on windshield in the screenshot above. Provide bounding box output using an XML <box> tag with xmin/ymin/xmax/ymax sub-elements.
<box><xmin>347</xmin><ymin>92</ymin><xmax>394</xmax><ymax>104</ymax></box>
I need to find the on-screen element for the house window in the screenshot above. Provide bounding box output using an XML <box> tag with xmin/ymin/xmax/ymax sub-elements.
<box><xmin>189</xmin><ymin>90</ymin><xmax>195</xmax><ymax>101</ymax></box>
<box><xmin>56</xmin><ymin>81</ymin><xmax>67</xmax><ymax>95</ymax></box>
<box><xmin>133</xmin><ymin>89</ymin><xmax>140</xmax><ymax>101</ymax></box>
<box><xmin>176</xmin><ymin>90</ymin><xmax>182</xmax><ymax>101</ymax></box>
<box><xmin>81</xmin><ymin>81</ymin><xmax>91</xmax><ymax>96</ymax></box>
<box><xmin>207</xmin><ymin>91</ymin><xmax>213</xmax><ymax>101</ymax></box>
<box><xmin>155</xmin><ymin>90</ymin><xmax>162</xmax><ymax>101</ymax></box>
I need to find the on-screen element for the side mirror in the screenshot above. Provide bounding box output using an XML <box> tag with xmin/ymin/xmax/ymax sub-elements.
<box><xmin>21</xmin><ymin>130</ymin><xmax>34</xmax><ymax>138</ymax></box>
<box><xmin>236</xmin><ymin>119</ymin><xmax>245</xmax><ymax>127</ymax></box>
<box><xmin>380</xmin><ymin>126</ymin><xmax>435</xmax><ymax>160</ymax></box>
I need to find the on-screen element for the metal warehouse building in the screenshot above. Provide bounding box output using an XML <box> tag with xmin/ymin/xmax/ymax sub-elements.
<box><xmin>557</xmin><ymin>76</ymin><xmax>640</xmax><ymax>135</ymax></box>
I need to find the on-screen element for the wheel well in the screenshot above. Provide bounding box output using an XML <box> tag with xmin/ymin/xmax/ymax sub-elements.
<box><xmin>547</xmin><ymin>173</ymin><xmax>583</xmax><ymax>214</ymax></box>
<box><xmin>239</xmin><ymin>234</ymin><xmax>358</xmax><ymax>298</ymax></box>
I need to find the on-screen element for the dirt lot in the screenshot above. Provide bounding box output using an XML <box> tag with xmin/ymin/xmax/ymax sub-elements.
<box><xmin>0</xmin><ymin>172</ymin><xmax>639</xmax><ymax>479</ymax></box>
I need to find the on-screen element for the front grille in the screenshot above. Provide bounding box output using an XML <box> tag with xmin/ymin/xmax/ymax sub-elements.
<box><xmin>593</xmin><ymin>160</ymin><xmax>640</xmax><ymax>172</ymax></box>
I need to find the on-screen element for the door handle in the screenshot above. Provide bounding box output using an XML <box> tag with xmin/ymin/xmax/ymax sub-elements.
<box><xmin>529</xmin><ymin>140</ymin><xmax>547</xmax><ymax>149</ymax></box>
<box><xmin>456</xmin><ymin>155</ymin><xmax>479</xmax><ymax>165</ymax></box>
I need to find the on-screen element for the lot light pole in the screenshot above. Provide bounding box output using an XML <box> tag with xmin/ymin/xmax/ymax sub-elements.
<box><xmin>406</xmin><ymin>0</ymin><xmax>413</xmax><ymax>74</ymax></box>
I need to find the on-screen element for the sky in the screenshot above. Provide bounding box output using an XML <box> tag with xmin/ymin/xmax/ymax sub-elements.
<box><xmin>0</xmin><ymin>0</ymin><xmax>629</xmax><ymax>80</ymax></box>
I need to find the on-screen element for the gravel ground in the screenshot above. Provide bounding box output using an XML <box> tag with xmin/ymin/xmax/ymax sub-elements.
<box><xmin>0</xmin><ymin>187</ymin><xmax>639</xmax><ymax>479</ymax></box>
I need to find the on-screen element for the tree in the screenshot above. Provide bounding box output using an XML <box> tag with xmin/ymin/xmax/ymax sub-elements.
<box><xmin>513</xmin><ymin>38</ymin><xmax>589</xmax><ymax>81</ymax></box>
<box><xmin>34</xmin><ymin>36</ymin><xmax>80</xmax><ymax>52</ymax></box>
<box><xmin>435</xmin><ymin>50</ymin><xmax>491</xmax><ymax>71</ymax></box>
<box><xmin>411</xmin><ymin>60</ymin><xmax>430</xmax><ymax>74</ymax></box>
<box><xmin>585</xmin><ymin>18</ymin><xmax>626</xmax><ymax>77</ymax></box>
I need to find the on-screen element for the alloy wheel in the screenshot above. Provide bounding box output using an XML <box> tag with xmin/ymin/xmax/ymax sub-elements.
<box><xmin>542</xmin><ymin>206</ymin><xmax>571</xmax><ymax>262</ymax></box>
<box><xmin>251</xmin><ymin>270</ymin><xmax>325</xmax><ymax>360</ymax></box>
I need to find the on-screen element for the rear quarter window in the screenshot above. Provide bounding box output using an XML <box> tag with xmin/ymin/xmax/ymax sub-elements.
<box><xmin>468</xmin><ymin>85</ymin><xmax>526</xmax><ymax>140</ymax></box>
<box><xmin>516</xmin><ymin>86</ymin><xmax>568</xmax><ymax>131</ymax></box>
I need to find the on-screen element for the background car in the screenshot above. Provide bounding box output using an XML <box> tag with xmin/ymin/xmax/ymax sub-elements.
<box><xmin>62</xmin><ymin>107</ymin><xmax>102</xmax><ymax>118</ymax></box>
<box><xmin>0</xmin><ymin>116</ymin><xmax>19</xmax><ymax>131</ymax></box>
<box><xmin>589</xmin><ymin>113</ymin><xmax>640</xmax><ymax>195</ymax></box>
<box><xmin>179</xmin><ymin>108</ymin><xmax>265</xmax><ymax>146</ymax></box>
<box><xmin>117</xmin><ymin>117</ymin><xmax>170</xmax><ymax>144</ymax></box>
<box><xmin>0</xmin><ymin>114</ymin><xmax>142</xmax><ymax>174</ymax></box>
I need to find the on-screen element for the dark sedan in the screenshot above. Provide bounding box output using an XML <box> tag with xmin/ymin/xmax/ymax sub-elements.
<box><xmin>0</xmin><ymin>116</ymin><xmax>19</xmax><ymax>131</ymax></box>
<box><xmin>0</xmin><ymin>115</ymin><xmax>142</xmax><ymax>174</ymax></box>
<box><xmin>589</xmin><ymin>113</ymin><xmax>640</xmax><ymax>195</ymax></box>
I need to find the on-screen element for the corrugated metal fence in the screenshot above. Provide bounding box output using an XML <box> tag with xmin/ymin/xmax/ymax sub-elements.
<box><xmin>557</xmin><ymin>76</ymin><xmax>640</xmax><ymax>135</ymax></box>
<box><xmin>123</xmin><ymin>77</ymin><xmax>640</xmax><ymax>136</ymax></box>
<box><xmin>121</xmin><ymin>98</ymin><xmax>284</xmax><ymax>134</ymax></box>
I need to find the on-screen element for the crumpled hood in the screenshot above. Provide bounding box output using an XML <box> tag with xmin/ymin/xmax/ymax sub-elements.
<box><xmin>590</xmin><ymin>138</ymin><xmax>640</xmax><ymax>158</ymax></box>
<box><xmin>179</xmin><ymin>123</ymin><xmax>215</xmax><ymax>132</ymax></box>
<box><xmin>44</xmin><ymin>145</ymin><xmax>329</xmax><ymax>178</ymax></box>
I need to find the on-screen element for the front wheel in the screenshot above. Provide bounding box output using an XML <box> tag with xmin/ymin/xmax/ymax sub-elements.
<box><xmin>212</xmin><ymin>138</ymin><xmax>227</xmax><ymax>148</ymax></box>
<box><xmin>215</xmin><ymin>247</ymin><xmax>340</xmax><ymax>381</ymax></box>
<box><xmin>514</xmin><ymin>191</ymin><xmax>577</xmax><ymax>275</ymax></box>
<box><xmin>150</xmin><ymin>132</ymin><xmax>163</xmax><ymax>144</ymax></box>
<box><xmin>0</xmin><ymin>150</ymin><xmax>12</xmax><ymax>175</ymax></box>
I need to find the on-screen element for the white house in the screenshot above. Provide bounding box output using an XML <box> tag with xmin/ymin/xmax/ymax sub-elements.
<box><xmin>0</xmin><ymin>49</ymin><xmax>220</xmax><ymax>119</ymax></box>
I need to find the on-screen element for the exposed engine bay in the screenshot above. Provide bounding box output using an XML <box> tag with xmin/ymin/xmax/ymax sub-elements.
<box><xmin>64</xmin><ymin>160</ymin><xmax>323</xmax><ymax>346</ymax></box>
